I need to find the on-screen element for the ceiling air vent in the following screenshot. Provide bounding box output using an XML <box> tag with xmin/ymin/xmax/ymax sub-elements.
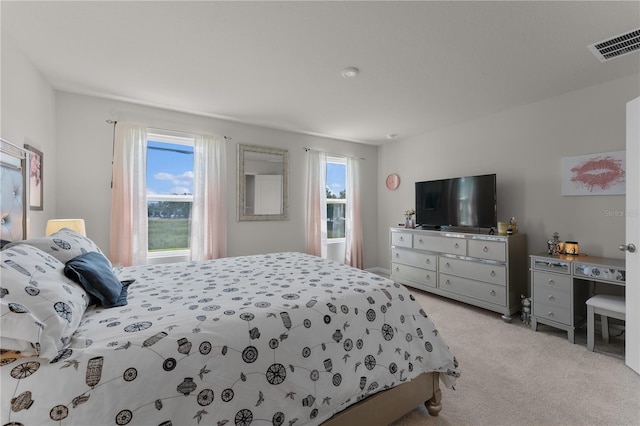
<box><xmin>588</xmin><ymin>28</ymin><xmax>640</xmax><ymax>62</ymax></box>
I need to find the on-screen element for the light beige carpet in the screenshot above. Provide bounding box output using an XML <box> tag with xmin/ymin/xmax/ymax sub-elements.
<box><xmin>389</xmin><ymin>289</ymin><xmax>640</xmax><ymax>426</ymax></box>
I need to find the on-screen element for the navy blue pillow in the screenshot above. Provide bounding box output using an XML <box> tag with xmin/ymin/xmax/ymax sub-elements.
<box><xmin>64</xmin><ymin>252</ymin><xmax>132</xmax><ymax>308</ymax></box>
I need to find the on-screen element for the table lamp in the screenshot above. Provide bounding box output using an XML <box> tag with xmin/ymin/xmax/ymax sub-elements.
<box><xmin>45</xmin><ymin>219</ymin><xmax>86</xmax><ymax>236</ymax></box>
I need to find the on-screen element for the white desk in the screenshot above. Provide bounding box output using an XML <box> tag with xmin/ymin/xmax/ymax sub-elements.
<box><xmin>529</xmin><ymin>254</ymin><xmax>625</xmax><ymax>343</ymax></box>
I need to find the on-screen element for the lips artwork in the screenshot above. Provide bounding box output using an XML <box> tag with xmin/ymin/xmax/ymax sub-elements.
<box><xmin>569</xmin><ymin>154</ymin><xmax>626</xmax><ymax>192</ymax></box>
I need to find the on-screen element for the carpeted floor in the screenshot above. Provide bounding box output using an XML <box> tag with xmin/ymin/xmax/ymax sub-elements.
<box><xmin>388</xmin><ymin>289</ymin><xmax>640</xmax><ymax>426</ymax></box>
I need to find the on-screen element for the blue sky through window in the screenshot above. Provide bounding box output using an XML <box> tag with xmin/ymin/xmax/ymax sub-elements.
<box><xmin>147</xmin><ymin>140</ymin><xmax>194</xmax><ymax>195</ymax></box>
<box><xmin>146</xmin><ymin>141</ymin><xmax>345</xmax><ymax>198</ymax></box>
<box><xmin>327</xmin><ymin>162</ymin><xmax>346</xmax><ymax>198</ymax></box>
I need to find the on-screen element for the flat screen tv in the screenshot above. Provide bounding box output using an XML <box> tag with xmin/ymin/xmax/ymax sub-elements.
<box><xmin>415</xmin><ymin>173</ymin><xmax>497</xmax><ymax>230</ymax></box>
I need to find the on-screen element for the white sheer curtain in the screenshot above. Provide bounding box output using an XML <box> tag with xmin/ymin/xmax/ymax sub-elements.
<box><xmin>190</xmin><ymin>134</ymin><xmax>227</xmax><ymax>260</ymax></box>
<box><xmin>110</xmin><ymin>123</ymin><xmax>148</xmax><ymax>266</ymax></box>
<box><xmin>345</xmin><ymin>157</ymin><xmax>363</xmax><ymax>268</ymax></box>
<box><xmin>305</xmin><ymin>150</ymin><xmax>327</xmax><ymax>258</ymax></box>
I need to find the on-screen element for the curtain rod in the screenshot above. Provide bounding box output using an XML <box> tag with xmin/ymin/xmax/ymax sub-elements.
<box><xmin>303</xmin><ymin>147</ymin><xmax>365</xmax><ymax>161</ymax></box>
<box><xmin>106</xmin><ymin>120</ymin><xmax>231</xmax><ymax>140</ymax></box>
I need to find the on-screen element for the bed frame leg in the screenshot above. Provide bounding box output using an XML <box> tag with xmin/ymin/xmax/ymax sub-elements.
<box><xmin>425</xmin><ymin>388</ymin><xmax>442</xmax><ymax>416</ymax></box>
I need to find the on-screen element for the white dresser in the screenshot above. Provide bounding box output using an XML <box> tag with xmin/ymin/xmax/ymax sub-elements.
<box><xmin>390</xmin><ymin>227</ymin><xmax>528</xmax><ymax>321</ymax></box>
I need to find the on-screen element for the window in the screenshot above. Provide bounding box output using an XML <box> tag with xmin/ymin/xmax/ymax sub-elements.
<box><xmin>326</xmin><ymin>157</ymin><xmax>346</xmax><ymax>240</ymax></box>
<box><xmin>146</xmin><ymin>133</ymin><xmax>194</xmax><ymax>255</ymax></box>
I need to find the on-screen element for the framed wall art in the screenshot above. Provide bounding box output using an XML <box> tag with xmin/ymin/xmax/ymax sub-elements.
<box><xmin>561</xmin><ymin>150</ymin><xmax>625</xmax><ymax>196</ymax></box>
<box><xmin>24</xmin><ymin>144</ymin><xmax>43</xmax><ymax>210</ymax></box>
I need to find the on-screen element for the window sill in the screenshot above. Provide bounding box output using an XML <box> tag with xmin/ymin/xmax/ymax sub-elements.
<box><xmin>147</xmin><ymin>250</ymin><xmax>190</xmax><ymax>264</ymax></box>
<box><xmin>327</xmin><ymin>238</ymin><xmax>346</xmax><ymax>244</ymax></box>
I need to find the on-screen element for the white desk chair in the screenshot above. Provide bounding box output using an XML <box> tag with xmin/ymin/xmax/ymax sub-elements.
<box><xmin>585</xmin><ymin>294</ymin><xmax>626</xmax><ymax>352</ymax></box>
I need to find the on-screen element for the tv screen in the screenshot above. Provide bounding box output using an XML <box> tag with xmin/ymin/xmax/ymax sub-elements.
<box><xmin>415</xmin><ymin>174</ymin><xmax>497</xmax><ymax>230</ymax></box>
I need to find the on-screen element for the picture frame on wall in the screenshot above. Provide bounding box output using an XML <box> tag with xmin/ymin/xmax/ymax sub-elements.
<box><xmin>24</xmin><ymin>144</ymin><xmax>43</xmax><ymax>210</ymax></box>
<box><xmin>561</xmin><ymin>150</ymin><xmax>626</xmax><ymax>196</ymax></box>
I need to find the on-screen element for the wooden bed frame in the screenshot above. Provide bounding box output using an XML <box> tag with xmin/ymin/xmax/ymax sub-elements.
<box><xmin>1</xmin><ymin>137</ymin><xmax>444</xmax><ymax>425</ymax></box>
<box><xmin>324</xmin><ymin>372</ymin><xmax>442</xmax><ymax>425</ymax></box>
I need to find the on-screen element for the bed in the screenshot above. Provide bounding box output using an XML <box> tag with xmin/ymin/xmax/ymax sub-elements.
<box><xmin>1</xmin><ymin>140</ymin><xmax>459</xmax><ymax>426</ymax></box>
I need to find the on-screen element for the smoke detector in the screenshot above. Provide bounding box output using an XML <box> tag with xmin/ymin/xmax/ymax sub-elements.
<box><xmin>341</xmin><ymin>67</ymin><xmax>359</xmax><ymax>78</ymax></box>
<box><xmin>588</xmin><ymin>28</ymin><xmax>640</xmax><ymax>62</ymax></box>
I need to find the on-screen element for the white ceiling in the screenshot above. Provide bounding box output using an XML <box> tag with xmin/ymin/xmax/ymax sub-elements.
<box><xmin>2</xmin><ymin>1</ymin><xmax>639</xmax><ymax>145</ymax></box>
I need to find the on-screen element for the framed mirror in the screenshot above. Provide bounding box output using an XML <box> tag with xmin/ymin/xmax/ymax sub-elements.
<box><xmin>237</xmin><ymin>144</ymin><xmax>288</xmax><ymax>221</ymax></box>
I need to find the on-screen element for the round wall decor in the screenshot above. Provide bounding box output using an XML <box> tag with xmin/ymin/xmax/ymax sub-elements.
<box><xmin>386</xmin><ymin>173</ymin><xmax>400</xmax><ymax>190</ymax></box>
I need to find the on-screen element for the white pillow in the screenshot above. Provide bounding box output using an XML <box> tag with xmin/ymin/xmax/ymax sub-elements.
<box><xmin>0</xmin><ymin>244</ymin><xmax>89</xmax><ymax>360</ymax></box>
<box><xmin>4</xmin><ymin>227</ymin><xmax>111</xmax><ymax>266</ymax></box>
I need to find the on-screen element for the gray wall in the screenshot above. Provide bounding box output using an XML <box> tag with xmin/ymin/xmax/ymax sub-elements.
<box><xmin>1</xmin><ymin>34</ymin><xmax>57</xmax><ymax>238</ymax></box>
<box><xmin>377</xmin><ymin>74</ymin><xmax>639</xmax><ymax>271</ymax></box>
<box><xmin>53</xmin><ymin>92</ymin><xmax>380</xmax><ymax>268</ymax></box>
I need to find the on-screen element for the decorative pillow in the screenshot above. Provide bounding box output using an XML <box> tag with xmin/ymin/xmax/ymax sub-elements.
<box><xmin>64</xmin><ymin>252</ymin><xmax>132</xmax><ymax>308</ymax></box>
<box><xmin>4</xmin><ymin>228</ymin><xmax>111</xmax><ymax>266</ymax></box>
<box><xmin>0</xmin><ymin>244</ymin><xmax>89</xmax><ymax>360</ymax></box>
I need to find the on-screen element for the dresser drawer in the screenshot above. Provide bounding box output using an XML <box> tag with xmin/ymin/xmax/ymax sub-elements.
<box><xmin>391</xmin><ymin>232</ymin><xmax>412</xmax><ymax>248</ymax></box>
<box><xmin>573</xmin><ymin>262</ymin><xmax>626</xmax><ymax>284</ymax></box>
<box><xmin>532</xmin><ymin>285</ymin><xmax>571</xmax><ymax>309</ymax></box>
<box><xmin>531</xmin><ymin>257</ymin><xmax>571</xmax><ymax>274</ymax></box>
<box><xmin>414</xmin><ymin>235</ymin><xmax>466</xmax><ymax>256</ymax></box>
<box><xmin>439</xmin><ymin>257</ymin><xmax>506</xmax><ymax>286</ymax></box>
<box><xmin>391</xmin><ymin>248</ymin><xmax>436</xmax><ymax>270</ymax></box>
<box><xmin>532</xmin><ymin>270</ymin><xmax>572</xmax><ymax>292</ymax></box>
<box><xmin>468</xmin><ymin>239</ymin><xmax>506</xmax><ymax>262</ymax></box>
<box><xmin>439</xmin><ymin>273</ymin><xmax>506</xmax><ymax>306</ymax></box>
<box><xmin>391</xmin><ymin>263</ymin><xmax>437</xmax><ymax>288</ymax></box>
<box><xmin>533</xmin><ymin>300</ymin><xmax>571</xmax><ymax>325</ymax></box>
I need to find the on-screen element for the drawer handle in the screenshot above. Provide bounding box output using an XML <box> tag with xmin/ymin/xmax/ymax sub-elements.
<box><xmin>547</xmin><ymin>312</ymin><xmax>554</xmax><ymax>318</ymax></box>
<box><xmin>445</xmin><ymin>262</ymin><xmax>450</xmax><ymax>268</ymax></box>
<box><xmin>483</xmin><ymin>246</ymin><xmax>489</xmax><ymax>252</ymax></box>
<box><xmin>548</xmin><ymin>279</ymin><xmax>555</xmax><ymax>285</ymax></box>
<box><xmin>454</xmin><ymin>243</ymin><xmax>459</xmax><ymax>249</ymax></box>
<box><xmin>395</xmin><ymin>267</ymin><xmax>400</xmax><ymax>272</ymax></box>
<box><xmin>395</xmin><ymin>253</ymin><xmax>400</xmax><ymax>257</ymax></box>
<box><xmin>445</xmin><ymin>279</ymin><xmax>451</xmax><ymax>285</ymax></box>
<box><xmin>490</xmin><ymin>270</ymin><xmax>496</xmax><ymax>277</ymax></box>
<box><xmin>418</xmin><ymin>239</ymin><xmax>423</xmax><ymax>243</ymax></box>
<box><xmin>548</xmin><ymin>295</ymin><xmax>555</xmax><ymax>301</ymax></box>
<box><xmin>399</xmin><ymin>237</ymin><xmax>404</xmax><ymax>241</ymax></box>
<box><xmin>490</xmin><ymin>290</ymin><xmax>496</xmax><ymax>296</ymax></box>
<box><xmin>425</xmin><ymin>274</ymin><xmax>431</xmax><ymax>280</ymax></box>
<box><xmin>425</xmin><ymin>259</ymin><xmax>430</xmax><ymax>264</ymax></box>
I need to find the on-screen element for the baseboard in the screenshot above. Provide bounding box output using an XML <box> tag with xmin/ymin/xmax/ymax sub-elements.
<box><xmin>366</xmin><ymin>267</ymin><xmax>390</xmax><ymax>278</ymax></box>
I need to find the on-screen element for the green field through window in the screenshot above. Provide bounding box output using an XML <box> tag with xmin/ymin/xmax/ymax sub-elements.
<box><xmin>148</xmin><ymin>218</ymin><xmax>190</xmax><ymax>251</ymax></box>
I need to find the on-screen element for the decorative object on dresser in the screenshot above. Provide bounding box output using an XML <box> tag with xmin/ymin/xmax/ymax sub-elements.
<box><xmin>547</xmin><ymin>232</ymin><xmax>564</xmax><ymax>255</ymax></box>
<box><xmin>390</xmin><ymin>227</ymin><xmax>528</xmax><ymax>322</ymax></box>
<box><xmin>564</xmin><ymin>241</ymin><xmax>580</xmax><ymax>256</ymax></box>
<box><xmin>404</xmin><ymin>208</ymin><xmax>415</xmax><ymax>229</ymax></box>
<box><xmin>529</xmin><ymin>254</ymin><xmax>625</xmax><ymax>343</ymax></box>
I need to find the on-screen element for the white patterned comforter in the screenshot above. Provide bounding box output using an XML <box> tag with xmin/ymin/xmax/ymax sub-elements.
<box><xmin>1</xmin><ymin>252</ymin><xmax>459</xmax><ymax>425</ymax></box>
